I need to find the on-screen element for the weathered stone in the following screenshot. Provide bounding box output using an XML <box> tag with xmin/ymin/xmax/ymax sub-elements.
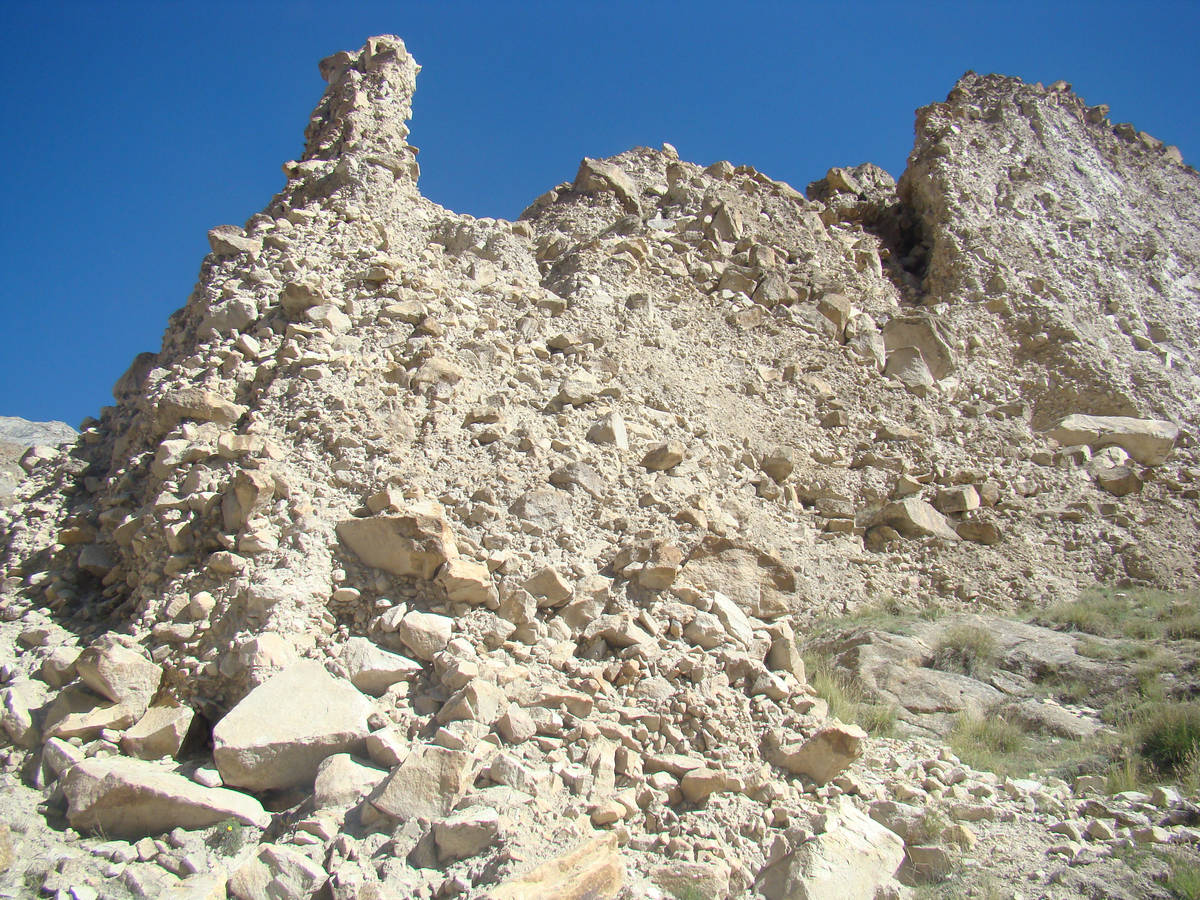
<box><xmin>1046</xmin><ymin>414</ymin><xmax>1178</xmax><ymax>465</ymax></box>
<box><xmin>434</xmin><ymin>807</ymin><xmax>501</xmax><ymax>861</ymax></box>
<box><xmin>525</xmin><ymin>567</ymin><xmax>573</xmax><ymax>606</ymax></box>
<box><xmin>342</xmin><ymin>637</ymin><xmax>423</xmax><ymax>695</ymax></box>
<box><xmin>496</xmin><ymin>706</ymin><xmax>537</xmax><ymax>744</ymax></box>
<box><xmin>228</xmin><ymin>842</ymin><xmax>328</xmax><ymax>900</ymax></box>
<box><xmin>62</xmin><ymin>757</ymin><xmax>268</xmax><ymax>840</ymax></box>
<box><xmin>757</xmin><ymin>804</ymin><xmax>904</xmax><ymax>900</ymax></box>
<box><xmin>394</xmin><ymin>610</ymin><xmax>454</xmax><ymax>661</ymax></box>
<box><xmin>75</xmin><ymin>636</ymin><xmax>162</xmax><ymax>718</ymax></box>
<box><xmin>587</xmin><ymin>412</ymin><xmax>628</xmax><ymax>449</ymax></box>
<box><xmin>438</xmin><ymin>678</ymin><xmax>507</xmax><ymax>726</ymax></box>
<box><xmin>437</xmin><ymin>557</ymin><xmax>497</xmax><ymax>606</ymax></box>
<box><xmin>212</xmin><ymin>662</ymin><xmax>372</xmax><ymax>791</ymax></box>
<box><xmin>120</xmin><ymin>705</ymin><xmax>194</xmax><ymax>760</ymax></box>
<box><xmin>874</xmin><ymin>498</ymin><xmax>960</xmax><ymax>541</ymax></box>
<box><xmin>574</xmin><ymin>158</ymin><xmax>640</xmax><ymax>213</ymax></box>
<box><xmin>649</xmin><ymin>860</ymin><xmax>730</xmax><ymax>900</ymax></box>
<box><xmin>487</xmin><ymin>832</ymin><xmax>623</xmax><ymax>900</ymax></box>
<box><xmin>336</xmin><ymin>502</ymin><xmax>458</xmax><ymax>580</ymax></box>
<box><xmin>367</xmin><ymin>744</ymin><xmax>474</xmax><ymax>822</ymax></box>
<box><xmin>935</xmin><ymin>485</ymin><xmax>980</xmax><ymax>513</ymax></box>
<box><xmin>761</xmin><ymin>447</ymin><xmax>795</xmax><ymax>483</ymax></box>
<box><xmin>313</xmin><ymin>753</ymin><xmax>387</xmax><ymax>809</ymax></box>
<box><xmin>640</xmin><ymin>442</ymin><xmax>685</xmax><ymax>471</ymax></box>
<box><xmin>208</xmin><ymin>225</ymin><xmax>262</xmax><ymax>258</ymax></box>
<box><xmin>772</xmin><ymin>721</ymin><xmax>866</xmax><ymax>785</ymax></box>
<box><xmin>1</xmin><ymin>679</ymin><xmax>48</xmax><ymax>747</ymax></box>
<box><xmin>884</xmin><ymin>346</ymin><xmax>935</xmax><ymax>395</ymax></box>
<box><xmin>154</xmin><ymin>388</ymin><xmax>248</xmax><ymax>432</ymax></box>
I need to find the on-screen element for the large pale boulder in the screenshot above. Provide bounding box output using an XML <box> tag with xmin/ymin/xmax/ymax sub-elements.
<box><xmin>874</xmin><ymin>498</ymin><xmax>960</xmax><ymax>541</ymax></box>
<box><xmin>342</xmin><ymin>637</ymin><xmax>422</xmax><ymax>696</ymax></box>
<box><xmin>212</xmin><ymin>662</ymin><xmax>372</xmax><ymax>791</ymax></box>
<box><xmin>757</xmin><ymin>804</ymin><xmax>904</xmax><ymax>900</ymax></box>
<box><xmin>61</xmin><ymin>757</ymin><xmax>268</xmax><ymax>839</ymax></box>
<box><xmin>120</xmin><ymin>705</ymin><xmax>194</xmax><ymax>760</ymax></box>
<box><xmin>366</xmin><ymin>743</ymin><xmax>474</xmax><ymax>822</ymax></box>
<box><xmin>336</xmin><ymin>501</ymin><xmax>458</xmax><ymax>580</ymax></box>
<box><xmin>394</xmin><ymin>610</ymin><xmax>453</xmax><ymax>661</ymax></box>
<box><xmin>313</xmin><ymin>753</ymin><xmax>387</xmax><ymax>809</ymax></box>
<box><xmin>75</xmin><ymin>635</ymin><xmax>162</xmax><ymax>719</ymax></box>
<box><xmin>487</xmin><ymin>831</ymin><xmax>624</xmax><ymax>900</ymax></box>
<box><xmin>772</xmin><ymin>721</ymin><xmax>867</xmax><ymax>785</ymax></box>
<box><xmin>1046</xmin><ymin>414</ymin><xmax>1179</xmax><ymax>465</ymax></box>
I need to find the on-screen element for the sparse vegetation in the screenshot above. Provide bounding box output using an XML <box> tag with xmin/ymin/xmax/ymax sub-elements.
<box><xmin>208</xmin><ymin>818</ymin><xmax>247</xmax><ymax>855</ymax></box>
<box><xmin>1039</xmin><ymin>585</ymin><xmax>1200</xmax><ymax>645</ymax></box>
<box><xmin>802</xmin><ymin>650</ymin><xmax>896</xmax><ymax>736</ymax></box>
<box><xmin>1138</xmin><ymin>702</ymin><xmax>1200</xmax><ymax>774</ymax></box>
<box><xmin>931</xmin><ymin>624</ymin><xmax>997</xmax><ymax>679</ymax></box>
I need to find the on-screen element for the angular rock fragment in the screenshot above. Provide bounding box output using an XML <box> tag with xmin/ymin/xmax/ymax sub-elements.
<box><xmin>367</xmin><ymin>744</ymin><xmax>474</xmax><ymax>822</ymax></box>
<box><xmin>342</xmin><ymin>637</ymin><xmax>422</xmax><ymax>695</ymax></box>
<box><xmin>757</xmin><ymin>804</ymin><xmax>903</xmax><ymax>900</ymax></box>
<box><xmin>336</xmin><ymin>501</ymin><xmax>458</xmax><ymax>580</ymax></box>
<box><xmin>772</xmin><ymin>721</ymin><xmax>866</xmax><ymax>784</ymax></box>
<box><xmin>1046</xmin><ymin>414</ymin><xmax>1178</xmax><ymax>465</ymax></box>
<box><xmin>874</xmin><ymin>498</ymin><xmax>960</xmax><ymax>541</ymax></box>
<box><xmin>120</xmin><ymin>705</ymin><xmax>194</xmax><ymax>760</ymax></box>
<box><xmin>487</xmin><ymin>831</ymin><xmax>623</xmax><ymax>900</ymax></box>
<box><xmin>62</xmin><ymin>757</ymin><xmax>268</xmax><ymax>839</ymax></box>
<box><xmin>212</xmin><ymin>662</ymin><xmax>372</xmax><ymax>791</ymax></box>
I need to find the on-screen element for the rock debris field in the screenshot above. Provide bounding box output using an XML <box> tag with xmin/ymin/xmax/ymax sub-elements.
<box><xmin>1</xmin><ymin>34</ymin><xmax>1199</xmax><ymax>900</ymax></box>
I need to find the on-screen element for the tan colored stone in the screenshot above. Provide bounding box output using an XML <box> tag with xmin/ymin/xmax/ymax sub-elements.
<box><xmin>75</xmin><ymin>636</ymin><xmax>162</xmax><ymax>718</ymax></box>
<box><xmin>395</xmin><ymin>610</ymin><xmax>454</xmax><ymax>661</ymax></box>
<box><xmin>121</xmin><ymin>705</ymin><xmax>194</xmax><ymax>760</ymax></box>
<box><xmin>437</xmin><ymin>557</ymin><xmax>497</xmax><ymax>606</ymax></box>
<box><xmin>1046</xmin><ymin>414</ymin><xmax>1178</xmax><ymax>465</ymax></box>
<box><xmin>486</xmin><ymin>832</ymin><xmax>623</xmax><ymax>900</ymax></box>
<box><xmin>367</xmin><ymin>744</ymin><xmax>474</xmax><ymax>823</ymax></box>
<box><xmin>336</xmin><ymin>502</ymin><xmax>458</xmax><ymax>580</ymax></box>
<box><xmin>772</xmin><ymin>721</ymin><xmax>867</xmax><ymax>785</ymax></box>
<box><xmin>313</xmin><ymin>753</ymin><xmax>387</xmax><ymax>810</ymax></box>
<box><xmin>640</xmin><ymin>442</ymin><xmax>685</xmax><ymax>471</ymax></box>
<box><xmin>342</xmin><ymin>637</ymin><xmax>422</xmax><ymax>695</ymax></box>
<box><xmin>213</xmin><ymin>662</ymin><xmax>372</xmax><ymax>791</ymax></box>
<box><xmin>62</xmin><ymin>757</ymin><xmax>268</xmax><ymax>840</ymax></box>
<box><xmin>757</xmin><ymin>804</ymin><xmax>903</xmax><ymax>900</ymax></box>
<box><xmin>874</xmin><ymin>498</ymin><xmax>960</xmax><ymax>541</ymax></box>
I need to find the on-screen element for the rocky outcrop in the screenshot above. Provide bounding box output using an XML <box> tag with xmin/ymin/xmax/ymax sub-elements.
<box><xmin>0</xmin><ymin>33</ymin><xmax>1198</xmax><ymax>900</ymax></box>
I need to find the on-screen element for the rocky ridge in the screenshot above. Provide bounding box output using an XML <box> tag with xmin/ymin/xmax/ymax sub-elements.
<box><xmin>0</xmin><ymin>35</ymin><xmax>1197</xmax><ymax>899</ymax></box>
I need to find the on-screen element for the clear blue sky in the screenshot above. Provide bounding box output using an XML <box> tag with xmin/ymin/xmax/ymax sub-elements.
<box><xmin>2</xmin><ymin>1</ymin><xmax>1197</xmax><ymax>428</ymax></box>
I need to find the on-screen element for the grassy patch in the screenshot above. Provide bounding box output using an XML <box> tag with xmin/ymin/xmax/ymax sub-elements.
<box><xmin>931</xmin><ymin>624</ymin><xmax>997</xmax><ymax>679</ymax></box>
<box><xmin>1038</xmin><ymin>585</ymin><xmax>1200</xmax><ymax>644</ymax></box>
<box><xmin>803</xmin><ymin>650</ymin><xmax>896</xmax><ymax>736</ymax></box>
<box><xmin>1138</xmin><ymin>702</ymin><xmax>1200</xmax><ymax>773</ymax></box>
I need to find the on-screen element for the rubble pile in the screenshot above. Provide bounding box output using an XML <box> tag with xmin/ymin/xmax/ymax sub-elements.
<box><xmin>0</xmin><ymin>36</ymin><xmax>1197</xmax><ymax>899</ymax></box>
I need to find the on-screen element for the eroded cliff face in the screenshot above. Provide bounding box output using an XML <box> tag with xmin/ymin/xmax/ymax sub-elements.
<box><xmin>0</xmin><ymin>36</ymin><xmax>1197</xmax><ymax>900</ymax></box>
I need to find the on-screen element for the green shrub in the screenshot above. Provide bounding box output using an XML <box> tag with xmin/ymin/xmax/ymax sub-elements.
<box><xmin>1139</xmin><ymin>703</ymin><xmax>1200</xmax><ymax>774</ymax></box>
<box><xmin>931</xmin><ymin>624</ymin><xmax>997</xmax><ymax>679</ymax></box>
<box><xmin>208</xmin><ymin>818</ymin><xmax>247</xmax><ymax>855</ymax></box>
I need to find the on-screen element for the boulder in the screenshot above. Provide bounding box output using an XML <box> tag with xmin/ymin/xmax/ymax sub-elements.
<box><xmin>434</xmin><ymin>807</ymin><xmax>501</xmax><ymax>861</ymax></box>
<box><xmin>757</xmin><ymin>804</ymin><xmax>904</xmax><ymax>900</ymax></box>
<box><xmin>342</xmin><ymin>637</ymin><xmax>422</xmax><ymax>695</ymax></box>
<box><xmin>212</xmin><ymin>662</ymin><xmax>372</xmax><ymax>791</ymax></box>
<box><xmin>772</xmin><ymin>721</ymin><xmax>866</xmax><ymax>784</ymax></box>
<box><xmin>208</xmin><ymin>225</ymin><xmax>262</xmax><ymax>258</ymax></box>
<box><xmin>874</xmin><ymin>498</ymin><xmax>960</xmax><ymax>541</ymax></box>
<box><xmin>0</xmin><ymin>679</ymin><xmax>49</xmax><ymax>747</ymax></box>
<box><xmin>367</xmin><ymin>744</ymin><xmax>474</xmax><ymax>822</ymax></box>
<box><xmin>587</xmin><ymin>413</ymin><xmax>628</xmax><ymax>449</ymax></box>
<box><xmin>681</xmin><ymin>536</ymin><xmax>795</xmax><ymax>619</ymax></box>
<box><xmin>336</xmin><ymin>502</ymin><xmax>458</xmax><ymax>580</ymax></box>
<box><xmin>227</xmin><ymin>842</ymin><xmax>328</xmax><ymax>900</ymax></box>
<box><xmin>1046</xmin><ymin>414</ymin><xmax>1178</xmax><ymax>465</ymax></box>
<box><xmin>437</xmin><ymin>557</ymin><xmax>497</xmax><ymax>606</ymax></box>
<box><xmin>882</xmin><ymin>314</ymin><xmax>957</xmax><ymax>380</ymax></box>
<box><xmin>574</xmin><ymin>158</ymin><xmax>640</xmax><ymax>213</ymax></box>
<box><xmin>487</xmin><ymin>831</ymin><xmax>623</xmax><ymax>900</ymax></box>
<box><xmin>153</xmin><ymin>388</ymin><xmax>248</xmax><ymax>433</ymax></box>
<box><xmin>313</xmin><ymin>753</ymin><xmax>387</xmax><ymax>809</ymax></box>
<box><xmin>438</xmin><ymin>679</ymin><xmax>507</xmax><ymax>726</ymax></box>
<box><xmin>394</xmin><ymin>610</ymin><xmax>454</xmax><ymax>661</ymax></box>
<box><xmin>75</xmin><ymin>636</ymin><xmax>163</xmax><ymax>719</ymax></box>
<box><xmin>640</xmin><ymin>442</ymin><xmax>685</xmax><ymax>471</ymax></box>
<box><xmin>120</xmin><ymin>705</ymin><xmax>195</xmax><ymax>760</ymax></box>
<box><xmin>62</xmin><ymin>757</ymin><xmax>269</xmax><ymax>840</ymax></box>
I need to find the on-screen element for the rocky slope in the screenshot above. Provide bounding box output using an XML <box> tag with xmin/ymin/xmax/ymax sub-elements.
<box><xmin>0</xmin><ymin>416</ymin><xmax>77</xmax><ymax>501</ymax></box>
<box><xmin>0</xmin><ymin>35</ymin><xmax>1197</xmax><ymax>899</ymax></box>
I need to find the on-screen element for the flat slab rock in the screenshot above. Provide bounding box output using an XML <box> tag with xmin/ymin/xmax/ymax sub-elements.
<box><xmin>213</xmin><ymin>661</ymin><xmax>372</xmax><ymax>791</ymax></box>
<box><xmin>62</xmin><ymin>756</ymin><xmax>269</xmax><ymax>840</ymax></box>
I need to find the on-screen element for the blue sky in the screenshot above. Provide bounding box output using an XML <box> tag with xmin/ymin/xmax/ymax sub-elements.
<box><xmin>2</xmin><ymin>1</ymin><xmax>1198</xmax><ymax>428</ymax></box>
